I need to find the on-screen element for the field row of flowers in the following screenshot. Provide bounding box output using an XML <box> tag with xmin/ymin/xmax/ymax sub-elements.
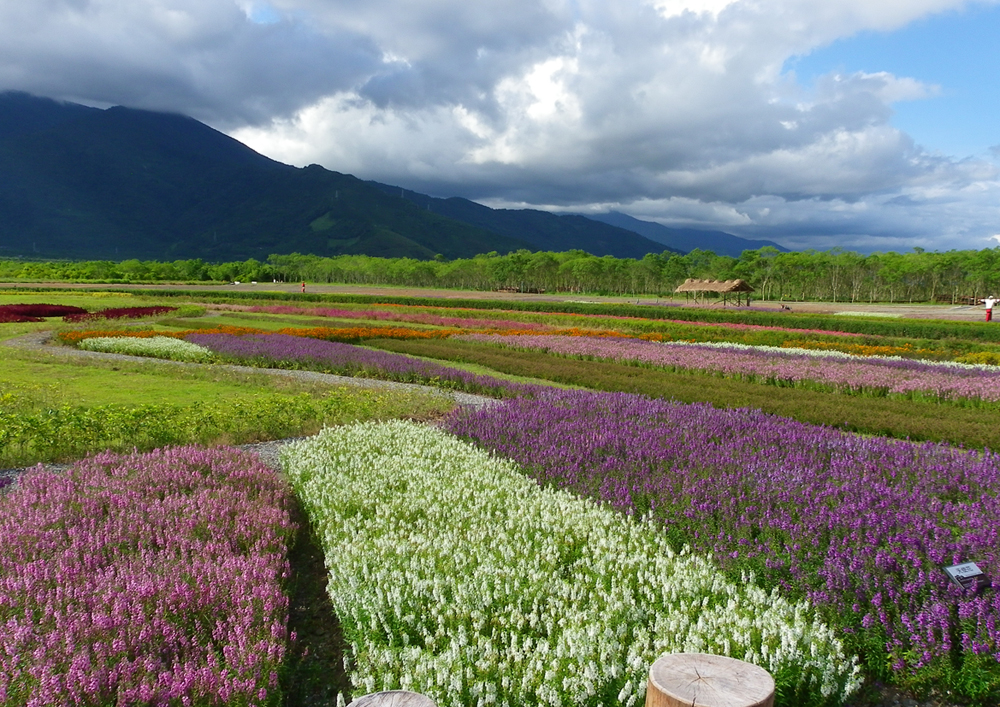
<box><xmin>59</xmin><ymin>325</ymin><xmax>471</xmax><ymax>345</ymax></box>
<box><xmin>457</xmin><ymin>333</ymin><xmax>1000</xmax><ymax>403</ymax></box>
<box><xmin>59</xmin><ymin>321</ymin><xmax>943</xmax><ymax>364</ymax></box>
<box><xmin>187</xmin><ymin>332</ymin><xmax>538</xmax><ymax>398</ymax></box>
<box><xmin>281</xmin><ymin>420</ymin><xmax>861</xmax><ymax>707</ymax></box>
<box><xmin>0</xmin><ymin>446</ymin><xmax>294</xmax><ymax>706</ymax></box>
<box><xmin>0</xmin><ymin>303</ymin><xmax>178</xmax><ymax>323</ymax></box>
<box><xmin>79</xmin><ymin>335</ymin><xmax>215</xmax><ymax>361</ymax></box>
<box><xmin>445</xmin><ymin>390</ymin><xmax>1000</xmax><ymax>700</ymax></box>
<box><xmin>213</xmin><ymin>303</ymin><xmax>549</xmax><ymax>330</ymax></box>
<box><xmin>63</xmin><ymin>305</ymin><xmax>177</xmax><ymax>322</ymax></box>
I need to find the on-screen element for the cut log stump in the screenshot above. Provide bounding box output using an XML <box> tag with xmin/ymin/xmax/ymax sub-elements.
<box><xmin>646</xmin><ymin>653</ymin><xmax>775</xmax><ymax>707</ymax></box>
<box><xmin>351</xmin><ymin>690</ymin><xmax>437</xmax><ymax>707</ymax></box>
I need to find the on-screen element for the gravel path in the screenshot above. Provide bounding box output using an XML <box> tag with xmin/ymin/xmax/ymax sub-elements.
<box><xmin>0</xmin><ymin>330</ymin><xmax>496</xmax><ymax>487</ymax></box>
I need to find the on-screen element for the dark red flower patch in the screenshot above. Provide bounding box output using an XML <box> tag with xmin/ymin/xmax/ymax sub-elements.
<box><xmin>0</xmin><ymin>312</ymin><xmax>43</xmax><ymax>323</ymax></box>
<box><xmin>63</xmin><ymin>305</ymin><xmax>177</xmax><ymax>322</ymax></box>
<box><xmin>0</xmin><ymin>303</ymin><xmax>88</xmax><ymax>318</ymax></box>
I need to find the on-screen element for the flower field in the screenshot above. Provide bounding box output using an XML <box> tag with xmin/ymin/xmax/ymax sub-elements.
<box><xmin>0</xmin><ymin>446</ymin><xmax>294</xmax><ymax>706</ymax></box>
<box><xmin>457</xmin><ymin>333</ymin><xmax>1000</xmax><ymax>404</ymax></box>
<box><xmin>281</xmin><ymin>420</ymin><xmax>861</xmax><ymax>707</ymax></box>
<box><xmin>15</xmin><ymin>290</ymin><xmax>1000</xmax><ymax>704</ymax></box>
<box><xmin>186</xmin><ymin>332</ymin><xmax>538</xmax><ymax>397</ymax></box>
<box><xmin>444</xmin><ymin>389</ymin><xmax>1000</xmax><ymax>699</ymax></box>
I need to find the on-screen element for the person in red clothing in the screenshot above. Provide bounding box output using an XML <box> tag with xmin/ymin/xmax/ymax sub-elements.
<box><xmin>984</xmin><ymin>295</ymin><xmax>996</xmax><ymax>321</ymax></box>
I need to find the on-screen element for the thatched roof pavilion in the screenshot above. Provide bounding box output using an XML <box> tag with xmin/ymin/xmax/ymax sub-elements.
<box><xmin>674</xmin><ymin>278</ymin><xmax>754</xmax><ymax>306</ymax></box>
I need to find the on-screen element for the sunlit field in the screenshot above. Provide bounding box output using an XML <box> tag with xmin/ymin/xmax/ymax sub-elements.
<box><xmin>4</xmin><ymin>286</ymin><xmax>1000</xmax><ymax>705</ymax></box>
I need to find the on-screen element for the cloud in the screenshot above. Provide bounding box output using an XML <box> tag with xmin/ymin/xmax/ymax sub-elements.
<box><xmin>0</xmin><ymin>0</ymin><xmax>383</xmax><ymax>126</ymax></box>
<box><xmin>3</xmin><ymin>0</ymin><xmax>1000</xmax><ymax>251</ymax></box>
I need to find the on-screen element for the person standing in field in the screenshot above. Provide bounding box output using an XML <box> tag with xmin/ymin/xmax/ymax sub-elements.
<box><xmin>984</xmin><ymin>295</ymin><xmax>997</xmax><ymax>321</ymax></box>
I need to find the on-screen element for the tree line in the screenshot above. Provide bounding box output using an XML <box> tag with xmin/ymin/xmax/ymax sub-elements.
<box><xmin>4</xmin><ymin>246</ymin><xmax>1000</xmax><ymax>303</ymax></box>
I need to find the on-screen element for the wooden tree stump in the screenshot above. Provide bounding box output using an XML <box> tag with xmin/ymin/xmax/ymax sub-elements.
<box><xmin>351</xmin><ymin>690</ymin><xmax>437</xmax><ymax>707</ymax></box>
<box><xmin>645</xmin><ymin>653</ymin><xmax>775</xmax><ymax>707</ymax></box>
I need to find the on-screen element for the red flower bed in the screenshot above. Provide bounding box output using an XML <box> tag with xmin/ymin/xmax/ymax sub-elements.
<box><xmin>0</xmin><ymin>312</ymin><xmax>43</xmax><ymax>323</ymax></box>
<box><xmin>0</xmin><ymin>303</ymin><xmax>87</xmax><ymax>318</ymax></box>
<box><xmin>63</xmin><ymin>306</ymin><xmax>177</xmax><ymax>322</ymax></box>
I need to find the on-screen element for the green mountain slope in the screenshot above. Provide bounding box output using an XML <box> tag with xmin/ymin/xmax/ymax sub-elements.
<box><xmin>0</xmin><ymin>92</ymin><xmax>530</xmax><ymax>261</ymax></box>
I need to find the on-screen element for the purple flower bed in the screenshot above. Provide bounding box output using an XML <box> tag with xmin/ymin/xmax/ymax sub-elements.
<box><xmin>0</xmin><ymin>446</ymin><xmax>294</xmax><ymax>706</ymax></box>
<box><xmin>445</xmin><ymin>390</ymin><xmax>1000</xmax><ymax>697</ymax></box>
<box><xmin>460</xmin><ymin>333</ymin><xmax>1000</xmax><ymax>403</ymax></box>
<box><xmin>187</xmin><ymin>332</ymin><xmax>537</xmax><ymax>398</ymax></box>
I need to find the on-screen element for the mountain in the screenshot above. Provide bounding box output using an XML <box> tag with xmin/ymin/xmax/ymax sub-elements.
<box><xmin>0</xmin><ymin>92</ymin><xmax>531</xmax><ymax>261</ymax></box>
<box><xmin>368</xmin><ymin>183</ymin><xmax>681</xmax><ymax>259</ymax></box>
<box><xmin>585</xmin><ymin>212</ymin><xmax>788</xmax><ymax>258</ymax></box>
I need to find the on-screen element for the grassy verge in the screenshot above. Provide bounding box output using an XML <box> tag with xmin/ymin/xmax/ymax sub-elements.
<box><xmin>371</xmin><ymin>338</ymin><xmax>1000</xmax><ymax>449</ymax></box>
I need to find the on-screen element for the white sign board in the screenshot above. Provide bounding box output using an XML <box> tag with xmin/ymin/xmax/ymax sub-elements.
<box><xmin>943</xmin><ymin>562</ymin><xmax>990</xmax><ymax>593</ymax></box>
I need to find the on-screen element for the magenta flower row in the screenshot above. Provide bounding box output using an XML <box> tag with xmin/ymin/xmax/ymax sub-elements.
<box><xmin>460</xmin><ymin>333</ymin><xmax>1000</xmax><ymax>401</ymax></box>
<box><xmin>444</xmin><ymin>390</ymin><xmax>1000</xmax><ymax>687</ymax></box>
<box><xmin>0</xmin><ymin>446</ymin><xmax>294</xmax><ymax>706</ymax></box>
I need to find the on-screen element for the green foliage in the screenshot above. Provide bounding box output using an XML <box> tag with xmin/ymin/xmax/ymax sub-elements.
<box><xmin>8</xmin><ymin>244</ymin><xmax>1000</xmax><ymax>307</ymax></box>
<box><xmin>0</xmin><ymin>388</ymin><xmax>451</xmax><ymax>468</ymax></box>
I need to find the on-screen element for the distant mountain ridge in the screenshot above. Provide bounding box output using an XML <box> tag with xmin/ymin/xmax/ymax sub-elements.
<box><xmin>367</xmin><ymin>182</ymin><xmax>682</xmax><ymax>259</ymax></box>
<box><xmin>0</xmin><ymin>92</ymin><xmax>531</xmax><ymax>261</ymax></box>
<box><xmin>0</xmin><ymin>92</ymin><xmax>780</xmax><ymax>262</ymax></box>
<box><xmin>584</xmin><ymin>212</ymin><xmax>788</xmax><ymax>258</ymax></box>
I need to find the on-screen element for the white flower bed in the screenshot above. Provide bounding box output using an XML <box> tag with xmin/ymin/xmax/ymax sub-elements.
<box><xmin>77</xmin><ymin>336</ymin><xmax>214</xmax><ymax>362</ymax></box>
<box><xmin>282</xmin><ymin>420</ymin><xmax>861</xmax><ymax>707</ymax></box>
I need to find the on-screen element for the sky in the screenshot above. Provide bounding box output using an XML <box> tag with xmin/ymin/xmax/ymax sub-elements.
<box><xmin>1</xmin><ymin>0</ymin><xmax>999</xmax><ymax>253</ymax></box>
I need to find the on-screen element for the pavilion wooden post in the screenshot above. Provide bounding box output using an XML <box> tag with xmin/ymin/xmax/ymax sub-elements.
<box><xmin>645</xmin><ymin>653</ymin><xmax>775</xmax><ymax>707</ymax></box>
<box><xmin>351</xmin><ymin>690</ymin><xmax>437</xmax><ymax>707</ymax></box>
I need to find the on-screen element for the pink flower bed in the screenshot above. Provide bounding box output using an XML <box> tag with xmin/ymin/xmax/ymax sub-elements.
<box><xmin>0</xmin><ymin>446</ymin><xmax>294</xmax><ymax>706</ymax></box>
<box><xmin>459</xmin><ymin>333</ymin><xmax>1000</xmax><ymax>402</ymax></box>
